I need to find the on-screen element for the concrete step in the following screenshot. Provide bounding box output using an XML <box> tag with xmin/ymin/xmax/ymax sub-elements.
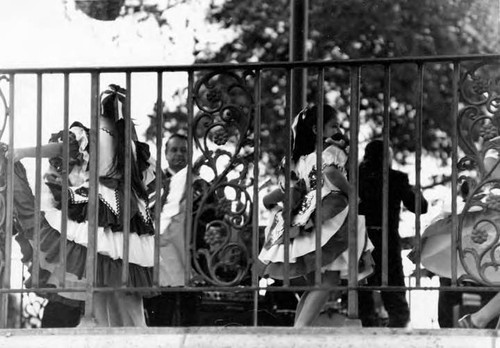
<box><xmin>0</xmin><ymin>326</ymin><xmax>498</xmax><ymax>348</ymax></box>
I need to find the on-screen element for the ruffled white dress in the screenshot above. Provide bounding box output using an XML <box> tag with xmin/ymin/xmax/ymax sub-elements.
<box><xmin>259</xmin><ymin>145</ymin><xmax>373</xmax><ymax>280</ymax></box>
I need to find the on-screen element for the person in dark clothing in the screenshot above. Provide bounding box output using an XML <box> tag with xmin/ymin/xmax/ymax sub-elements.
<box><xmin>357</xmin><ymin>139</ymin><xmax>428</xmax><ymax>328</ymax></box>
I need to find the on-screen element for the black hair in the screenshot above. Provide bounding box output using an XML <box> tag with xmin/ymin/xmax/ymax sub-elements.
<box><xmin>359</xmin><ymin>139</ymin><xmax>392</xmax><ymax>174</ymax></box>
<box><xmin>363</xmin><ymin>139</ymin><xmax>384</xmax><ymax>163</ymax></box>
<box><xmin>165</xmin><ymin>133</ymin><xmax>188</xmax><ymax>150</ymax></box>
<box><xmin>101</xmin><ymin>84</ymin><xmax>126</xmax><ymax>121</ymax></box>
<box><xmin>291</xmin><ymin>105</ymin><xmax>338</xmax><ymax>163</ymax></box>
<box><xmin>102</xmin><ymin>85</ymin><xmax>148</xmax><ymax>200</ymax></box>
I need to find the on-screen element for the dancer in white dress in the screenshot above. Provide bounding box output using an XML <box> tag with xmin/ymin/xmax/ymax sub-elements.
<box><xmin>258</xmin><ymin>105</ymin><xmax>373</xmax><ymax>327</ymax></box>
<box><xmin>11</xmin><ymin>84</ymin><xmax>156</xmax><ymax>327</ymax></box>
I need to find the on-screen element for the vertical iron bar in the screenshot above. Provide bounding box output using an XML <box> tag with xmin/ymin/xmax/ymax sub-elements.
<box><xmin>283</xmin><ymin>68</ymin><xmax>293</xmax><ymax>287</ymax></box>
<box><xmin>153</xmin><ymin>72</ymin><xmax>163</xmax><ymax>286</ymax></box>
<box><xmin>314</xmin><ymin>68</ymin><xmax>325</xmax><ymax>286</ymax></box>
<box><xmin>184</xmin><ymin>70</ymin><xmax>194</xmax><ymax>284</ymax></box>
<box><xmin>381</xmin><ymin>65</ymin><xmax>391</xmax><ymax>286</ymax></box>
<box><xmin>59</xmin><ymin>73</ymin><xmax>70</xmax><ymax>287</ymax></box>
<box><xmin>252</xmin><ymin>69</ymin><xmax>262</xmax><ymax>326</ymax></box>
<box><xmin>414</xmin><ymin>63</ymin><xmax>424</xmax><ymax>287</ymax></box>
<box><xmin>32</xmin><ymin>74</ymin><xmax>43</xmax><ymax>289</ymax></box>
<box><xmin>347</xmin><ymin>65</ymin><xmax>361</xmax><ymax>319</ymax></box>
<box><xmin>121</xmin><ymin>73</ymin><xmax>132</xmax><ymax>286</ymax></box>
<box><xmin>451</xmin><ymin>62</ymin><xmax>460</xmax><ymax>286</ymax></box>
<box><xmin>84</xmin><ymin>73</ymin><xmax>100</xmax><ymax>322</ymax></box>
<box><xmin>0</xmin><ymin>74</ymin><xmax>15</xmax><ymax>328</ymax></box>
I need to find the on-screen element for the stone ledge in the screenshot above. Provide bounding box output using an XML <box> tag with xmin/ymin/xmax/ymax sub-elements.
<box><xmin>0</xmin><ymin>327</ymin><xmax>498</xmax><ymax>348</ymax></box>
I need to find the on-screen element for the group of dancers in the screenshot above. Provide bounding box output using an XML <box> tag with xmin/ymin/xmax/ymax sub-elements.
<box><xmin>8</xmin><ymin>83</ymin><xmax>499</xmax><ymax>328</ymax></box>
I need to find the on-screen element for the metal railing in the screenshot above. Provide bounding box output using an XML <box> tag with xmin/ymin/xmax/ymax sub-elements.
<box><xmin>1</xmin><ymin>54</ymin><xmax>500</xmax><ymax>328</ymax></box>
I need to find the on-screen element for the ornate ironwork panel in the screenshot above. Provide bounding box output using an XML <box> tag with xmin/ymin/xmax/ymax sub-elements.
<box><xmin>190</xmin><ymin>70</ymin><xmax>255</xmax><ymax>286</ymax></box>
<box><xmin>0</xmin><ymin>76</ymin><xmax>46</xmax><ymax>328</ymax></box>
<box><xmin>458</xmin><ymin>61</ymin><xmax>500</xmax><ymax>285</ymax></box>
<box><xmin>0</xmin><ymin>75</ymin><xmax>9</xmax><ymax>286</ymax></box>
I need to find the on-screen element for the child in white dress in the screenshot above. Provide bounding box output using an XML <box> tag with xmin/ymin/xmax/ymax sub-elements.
<box><xmin>258</xmin><ymin>105</ymin><xmax>373</xmax><ymax>327</ymax></box>
<box><xmin>11</xmin><ymin>84</ymin><xmax>156</xmax><ymax>327</ymax></box>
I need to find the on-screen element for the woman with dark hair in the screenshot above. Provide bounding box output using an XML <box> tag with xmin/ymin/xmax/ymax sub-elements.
<box><xmin>10</xmin><ymin>84</ymin><xmax>156</xmax><ymax>327</ymax></box>
<box><xmin>358</xmin><ymin>139</ymin><xmax>428</xmax><ymax>327</ymax></box>
<box><xmin>258</xmin><ymin>105</ymin><xmax>373</xmax><ymax>327</ymax></box>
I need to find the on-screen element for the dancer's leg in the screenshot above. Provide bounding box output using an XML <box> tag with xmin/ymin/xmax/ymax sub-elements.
<box><xmin>92</xmin><ymin>292</ymin><xmax>110</xmax><ymax>327</ymax></box>
<box><xmin>294</xmin><ymin>273</ymin><xmax>318</xmax><ymax>325</ymax></box>
<box><xmin>294</xmin><ymin>291</ymin><xmax>309</xmax><ymax>325</ymax></box>
<box><xmin>97</xmin><ymin>292</ymin><xmax>145</xmax><ymax>327</ymax></box>
<box><xmin>107</xmin><ymin>293</ymin><xmax>124</xmax><ymax>327</ymax></box>
<box><xmin>470</xmin><ymin>292</ymin><xmax>500</xmax><ymax>328</ymax></box>
<box><xmin>294</xmin><ymin>271</ymin><xmax>339</xmax><ymax>328</ymax></box>
<box><xmin>115</xmin><ymin>292</ymin><xmax>147</xmax><ymax>327</ymax></box>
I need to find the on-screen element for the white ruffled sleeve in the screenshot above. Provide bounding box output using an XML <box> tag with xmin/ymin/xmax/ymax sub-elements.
<box><xmin>322</xmin><ymin>145</ymin><xmax>347</xmax><ymax>174</ymax></box>
<box><xmin>321</xmin><ymin>145</ymin><xmax>348</xmax><ymax>193</ymax></box>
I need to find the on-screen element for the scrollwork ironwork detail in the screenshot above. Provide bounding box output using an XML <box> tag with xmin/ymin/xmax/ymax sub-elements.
<box><xmin>191</xmin><ymin>70</ymin><xmax>255</xmax><ymax>286</ymax></box>
<box><xmin>0</xmin><ymin>75</ymin><xmax>9</xmax><ymax>284</ymax></box>
<box><xmin>458</xmin><ymin>61</ymin><xmax>500</xmax><ymax>285</ymax></box>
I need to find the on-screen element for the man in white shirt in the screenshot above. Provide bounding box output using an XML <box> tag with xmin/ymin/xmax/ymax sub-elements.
<box><xmin>144</xmin><ymin>134</ymin><xmax>200</xmax><ymax>326</ymax></box>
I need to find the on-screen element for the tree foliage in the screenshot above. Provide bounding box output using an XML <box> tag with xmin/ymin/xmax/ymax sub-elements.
<box><xmin>144</xmin><ymin>0</ymin><xmax>499</xmax><ymax>169</ymax></box>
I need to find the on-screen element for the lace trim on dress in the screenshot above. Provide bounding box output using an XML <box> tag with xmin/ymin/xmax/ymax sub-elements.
<box><xmin>68</xmin><ymin>187</ymin><xmax>89</xmax><ymax>204</ymax></box>
<box><xmin>67</xmin><ymin>185</ymin><xmax>120</xmax><ymax>217</ymax></box>
<box><xmin>136</xmin><ymin>196</ymin><xmax>153</xmax><ymax>224</ymax></box>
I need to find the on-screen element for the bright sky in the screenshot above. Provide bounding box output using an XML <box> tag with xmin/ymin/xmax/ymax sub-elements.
<box><xmin>0</xmin><ymin>0</ymin><xmax>234</xmax><ymax>149</ymax></box>
<box><xmin>0</xmin><ymin>0</ymin><xmax>231</xmax><ymax>68</ymax></box>
<box><xmin>0</xmin><ymin>0</ymin><xmax>239</xmax><ymax>308</ymax></box>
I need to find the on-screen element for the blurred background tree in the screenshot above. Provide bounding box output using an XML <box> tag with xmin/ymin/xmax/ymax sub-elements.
<box><xmin>132</xmin><ymin>0</ymin><xmax>499</xmax><ymax>173</ymax></box>
<box><xmin>200</xmin><ymin>0</ymin><xmax>499</xmax><ymax>166</ymax></box>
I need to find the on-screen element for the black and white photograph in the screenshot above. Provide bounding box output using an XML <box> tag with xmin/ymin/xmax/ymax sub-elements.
<box><xmin>0</xmin><ymin>1</ymin><xmax>499</xmax><ymax>347</ymax></box>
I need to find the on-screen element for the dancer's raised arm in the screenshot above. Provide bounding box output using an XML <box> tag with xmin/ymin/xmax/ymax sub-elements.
<box><xmin>11</xmin><ymin>142</ymin><xmax>63</xmax><ymax>162</ymax></box>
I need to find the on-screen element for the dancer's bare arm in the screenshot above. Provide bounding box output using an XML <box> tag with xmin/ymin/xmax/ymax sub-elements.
<box><xmin>323</xmin><ymin>165</ymin><xmax>350</xmax><ymax>195</ymax></box>
<box><xmin>11</xmin><ymin>143</ymin><xmax>63</xmax><ymax>162</ymax></box>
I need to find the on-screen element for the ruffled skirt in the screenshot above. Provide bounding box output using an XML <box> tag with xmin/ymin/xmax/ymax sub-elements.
<box><xmin>258</xmin><ymin>192</ymin><xmax>373</xmax><ymax>280</ymax></box>
<box><xmin>422</xmin><ymin>207</ymin><xmax>500</xmax><ymax>284</ymax></box>
<box><xmin>12</xmin><ymin>162</ymin><xmax>155</xmax><ymax>307</ymax></box>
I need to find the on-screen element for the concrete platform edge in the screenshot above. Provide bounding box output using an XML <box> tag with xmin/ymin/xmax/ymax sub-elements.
<box><xmin>0</xmin><ymin>326</ymin><xmax>498</xmax><ymax>348</ymax></box>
